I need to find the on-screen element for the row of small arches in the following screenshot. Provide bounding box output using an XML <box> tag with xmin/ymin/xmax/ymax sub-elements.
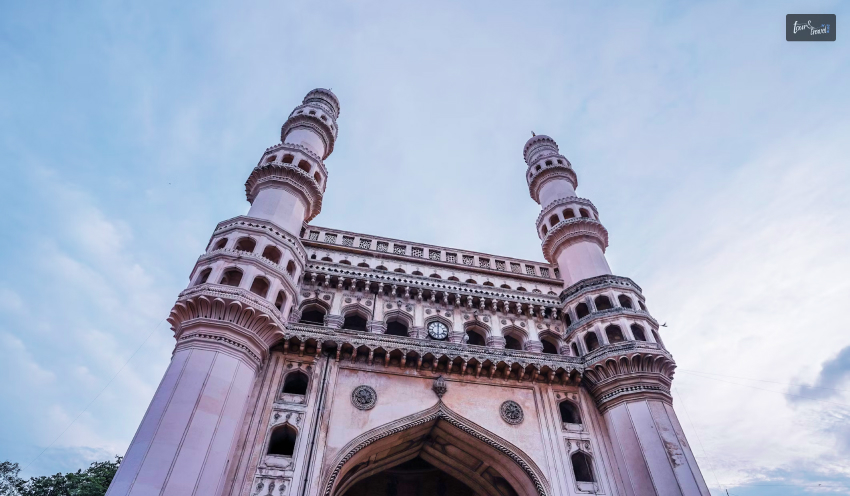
<box><xmin>307</xmin><ymin>259</ymin><xmax>556</xmax><ymax>294</ymax></box>
<box><xmin>212</xmin><ymin>236</ymin><xmax>298</xmax><ymax>277</ymax></box>
<box><xmin>564</xmin><ymin>293</ymin><xmax>646</xmax><ymax>326</ymax></box>
<box><xmin>264</xmin><ymin>153</ymin><xmax>323</xmax><ymax>186</ymax></box>
<box><xmin>573</xmin><ymin>323</ymin><xmax>661</xmax><ymax>356</ymax></box>
<box><xmin>540</xmin><ymin>207</ymin><xmax>597</xmax><ymax>236</ymax></box>
<box><xmin>195</xmin><ymin>266</ymin><xmax>288</xmax><ymax>312</ymax></box>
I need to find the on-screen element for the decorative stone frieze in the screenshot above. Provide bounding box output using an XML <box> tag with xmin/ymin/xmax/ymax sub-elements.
<box><xmin>559</xmin><ymin>274</ymin><xmax>643</xmax><ymax>303</ymax></box>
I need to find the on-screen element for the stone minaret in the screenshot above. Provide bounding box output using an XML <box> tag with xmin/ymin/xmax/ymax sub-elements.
<box><xmin>106</xmin><ymin>89</ymin><xmax>340</xmax><ymax>496</ymax></box>
<box><xmin>527</xmin><ymin>134</ymin><xmax>711</xmax><ymax>495</ymax></box>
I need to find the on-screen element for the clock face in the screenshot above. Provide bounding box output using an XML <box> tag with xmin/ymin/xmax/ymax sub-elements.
<box><xmin>427</xmin><ymin>321</ymin><xmax>449</xmax><ymax>340</ymax></box>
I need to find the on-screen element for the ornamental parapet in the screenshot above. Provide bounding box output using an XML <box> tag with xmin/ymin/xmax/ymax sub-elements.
<box><xmin>245</xmin><ymin>163</ymin><xmax>324</xmax><ymax>221</ymax></box>
<box><xmin>564</xmin><ymin>307</ymin><xmax>658</xmax><ymax>336</ymax></box>
<box><xmin>168</xmin><ymin>284</ymin><xmax>287</xmax><ymax>368</ymax></box>
<box><xmin>559</xmin><ymin>274</ymin><xmax>643</xmax><ymax>303</ymax></box>
<box><xmin>581</xmin><ymin>341</ymin><xmax>676</xmax><ymax>412</ymax></box>
<box><xmin>260</xmin><ymin>142</ymin><xmax>327</xmax><ymax>176</ymax></box>
<box><xmin>541</xmin><ymin>218</ymin><xmax>609</xmax><ymax>263</ymax></box>
<box><xmin>282</xmin><ymin>323</ymin><xmax>583</xmax><ymax>384</ymax></box>
<box><xmin>528</xmin><ymin>166</ymin><xmax>578</xmax><ymax>204</ymax></box>
<box><xmin>214</xmin><ymin>215</ymin><xmax>308</xmax><ymax>262</ymax></box>
<box><xmin>280</xmin><ymin>113</ymin><xmax>337</xmax><ymax>159</ymax></box>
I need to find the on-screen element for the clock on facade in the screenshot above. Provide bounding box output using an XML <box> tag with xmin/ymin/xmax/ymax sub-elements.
<box><xmin>427</xmin><ymin>321</ymin><xmax>449</xmax><ymax>340</ymax></box>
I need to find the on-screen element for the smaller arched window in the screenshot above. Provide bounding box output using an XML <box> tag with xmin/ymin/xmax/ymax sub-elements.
<box><xmin>545</xmin><ymin>160</ymin><xmax>553</xmax><ymax>166</ymax></box>
<box><xmin>652</xmin><ymin>330</ymin><xmax>663</xmax><ymax>346</ymax></box>
<box><xmin>394</xmin><ymin>268</ymin><xmax>406</xmax><ymax>273</ymax></box>
<box><xmin>584</xmin><ymin>332</ymin><xmax>600</xmax><ymax>352</ymax></box>
<box><xmin>500</xmin><ymin>284</ymin><xmax>511</xmax><ymax>290</ymax></box>
<box><xmin>631</xmin><ymin>324</ymin><xmax>647</xmax><ymax>341</ymax></box>
<box><xmin>571</xmin><ymin>452</ymin><xmax>595</xmax><ymax>483</ymax></box>
<box><xmin>375</xmin><ymin>265</ymin><xmax>388</xmax><ymax>271</ymax></box>
<box><xmin>249</xmin><ymin>276</ymin><xmax>270</xmax><ymax>298</ymax></box>
<box><xmin>283</xmin><ymin>371</ymin><xmax>309</xmax><ymax>396</ymax></box>
<box><xmin>594</xmin><ymin>295</ymin><xmax>613</xmax><ymax>311</ymax></box>
<box><xmin>541</xmin><ymin>225</ymin><xmax>548</xmax><ymax>236</ymax></box>
<box><xmin>358</xmin><ymin>262</ymin><xmax>370</xmax><ymax>268</ymax></box>
<box><xmin>639</xmin><ymin>300</ymin><xmax>647</xmax><ymax>311</ymax></box>
<box><xmin>575</xmin><ymin>303</ymin><xmax>590</xmax><ymax>319</ymax></box>
<box><xmin>465</xmin><ymin>279</ymin><xmax>477</xmax><ymax>284</ymax></box>
<box><xmin>266</xmin><ymin>155</ymin><xmax>276</xmax><ymax>163</ymax></box>
<box><xmin>267</xmin><ymin>425</ymin><xmax>298</xmax><ymax>456</ymax></box>
<box><xmin>617</xmin><ymin>295</ymin><xmax>633</xmax><ymax>309</ymax></box>
<box><xmin>483</xmin><ymin>281</ymin><xmax>494</xmax><ymax>287</ymax></box>
<box><xmin>282</xmin><ymin>154</ymin><xmax>294</xmax><ymax>164</ymax></box>
<box><xmin>429</xmin><ymin>273</ymin><xmax>441</xmax><ymax>279</ymax></box>
<box><xmin>466</xmin><ymin>328</ymin><xmax>486</xmax><ymax>346</ymax></box>
<box><xmin>549</xmin><ymin>214</ymin><xmax>560</xmax><ymax>227</ymax></box>
<box><xmin>286</xmin><ymin>260</ymin><xmax>296</xmax><ymax>277</ymax></box>
<box><xmin>386</xmin><ymin>317</ymin><xmax>409</xmax><ymax>337</ymax></box>
<box><xmin>321</xmin><ymin>256</ymin><xmax>333</xmax><ymax>262</ymax></box>
<box><xmin>343</xmin><ymin>313</ymin><xmax>368</xmax><ymax>332</ymax></box>
<box><xmin>570</xmin><ymin>342</ymin><xmax>579</xmax><ymax>356</ymax></box>
<box><xmin>299</xmin><ymin>306</ymin><xmax>326</xmax><ymax>325</ymax></box>
<box><xmin>213</xmin><ymin>238</ymin><xmax>228</xmax><ymax>250</ymax></box>
<box><xmin>541</xmin><ymin>339</ymin><xmax>558</xmax><ymax>355</ymax></box>
<box><xmin>262</xmin><ymin>245</ymin><xmax>282</xmax><ymax>264</ymax></box>
<box><xmin>564</xmin><ymin>313</ymin><xmax>572</xmax><ymax>326</ymax></box>
<box><xmin>339</xmin><ymin>260</ymin><xmax>351</xmax><ymax>265</ymax></box>
<box><xmin>219</xmin><ymin>268</ymin><xmax>243</xmax><ymax>287</ymax></box>
<box><xmin>195</xmin><ymin>268</ymin><xmax>212</xmax><ymax>286</ymax></box>
<box><xmin>313</xmin><ymin>172</ymin><xmax>322</xmax><ymax>184</ymax></box>
<box><xmin>559</xmin><ymin>401</ymin><xmax>582</xmax><ymax>424</ymax></box>
<box><xmin>234</xmin><ymin>237</ymin><xmax>256</xmax><ymax>253</ymax></box>
<box><xmin>516</xmin><ymin>287</ymin><xmax>527</xmax><ymax>292</ymax></box>
<box><xmin>274</xmin><ymin>291</ymin><xmax>286</xmax><ymax>311</ymax></box>
<box><xmin>505</xmin><ymin>335</ymin><xmax>523</xmax><ymax>351</ymax></box>
<box><xmin>579</xmin><ymin>208</ymin><xmax>591</xmax><ymax>218</ymax></box>
<box><xmin>563</xmin><ymin>209</ymin><xmax>576</xmax><ymax>219</ymax></box>
<box><xmin>412</xmin><ymin>270</ymin><xmax>423</xmax><ymax>276</ymax></box>
<box><xmin>298</xmin><ymin>160</ymin><xmax>311</xmax><ymax>173</ymax></box>
<box><xmin>605</xmin><ymin>325</ymin><xmax>625</xmax><ymax>343</ymax></box>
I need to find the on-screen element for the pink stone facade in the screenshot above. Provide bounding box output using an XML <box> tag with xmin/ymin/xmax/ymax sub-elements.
<box><xmin>107</xmin><ymin>89</ymin><xmax>709</xmax><ymax>496</ymax></box>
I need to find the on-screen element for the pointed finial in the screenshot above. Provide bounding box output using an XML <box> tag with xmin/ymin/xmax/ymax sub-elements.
<box><xmin>531</xmin><ymin>131</ymin><xmax>536</xmax><ymax>137</ymax></box>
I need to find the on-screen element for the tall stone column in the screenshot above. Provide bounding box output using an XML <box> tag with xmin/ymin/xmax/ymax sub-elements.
<box><xmin>107</xmin><ymin>89</ymin><xmax>340</xmax><ymax>496</ymax></box>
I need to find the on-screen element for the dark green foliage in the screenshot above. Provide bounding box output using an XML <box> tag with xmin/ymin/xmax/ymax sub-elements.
<box><xmin>0</xmin><ymin>458</ymin><xmax>120</xmax><ymax>496</ymax></box>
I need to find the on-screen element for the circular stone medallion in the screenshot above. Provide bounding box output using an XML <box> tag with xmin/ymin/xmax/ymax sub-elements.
<box><xmin>500</xmin><ymin>400</ymin><xmax>524</xmax><ymax>425</ymax></box>
<box><xmin>351</xmin><ymin>385</ymin><xmax>377</xmax><ymax>410</ymax></box>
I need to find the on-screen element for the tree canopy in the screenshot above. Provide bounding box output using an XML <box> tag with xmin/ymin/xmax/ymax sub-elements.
<box><xmin>0</xmin><ymin>458</ymin><xmax>120</xmax><ymax>496</ymax></box>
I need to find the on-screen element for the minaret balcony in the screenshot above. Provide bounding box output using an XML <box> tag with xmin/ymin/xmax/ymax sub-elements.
<box><xmin>526</xmin><ymin>162</ymin><xmax>578</xmax><ymax>204</ymax></box>
<box><xmin>245</xmin><ymin>161</ymin><xmax>326</xmax><ymax>222</ymax></box>
<box><xmin>540</xmin><ymin>217</ymin><xmax>609</xmax><ymax>263</ymax></box>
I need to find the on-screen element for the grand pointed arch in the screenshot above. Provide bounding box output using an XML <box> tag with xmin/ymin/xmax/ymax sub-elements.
<box><xmin>322</xmin><ymin>403</ymin><xmax>550</xmax><ymax>496</ymax></box>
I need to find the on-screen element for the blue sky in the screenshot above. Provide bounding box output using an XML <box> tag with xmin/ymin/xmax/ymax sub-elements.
<box><xmin>1</xmin><ymin>1</ymin><xmax>848</xmax><ymax>494</ymax></box>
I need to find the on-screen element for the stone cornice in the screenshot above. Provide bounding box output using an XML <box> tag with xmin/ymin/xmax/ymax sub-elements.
<box><xmin>284</xmin><ymin>323</ymin><xmax>582</xmax><ymax>374</ymax></box>
<box><xmin>541</xmin><ymin>218</ymin><xmax>609</xmax><ymax>263</ymax></box>
<box><xmin>307</xmin><ymin>262</ymin><xmax>561</xmax><ymax>307</ymax></box>
<box><xmin>559</xmin><ymin>275</ymin><xmax>643</xmax><ymax>303</ymax></box>
<box><xmin>528</xmin><ymin>167</ymin><xmax>578</xmax><ymax>204</ymax></box>
<box><xmin>535</xmin><ymin>196</ymin><xmax>598</xmax><ymax>227</ymax></box>
<box><xmin>244</xmin><ymin>164</ymin><xmax>324</xmax><ymax>221</ymax></box>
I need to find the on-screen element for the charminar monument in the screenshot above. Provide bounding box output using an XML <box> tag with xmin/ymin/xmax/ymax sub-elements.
<box><xmin>106</xmin><ymin>89</ymin><xmax>710</xmax><ymax>496</ymax></box>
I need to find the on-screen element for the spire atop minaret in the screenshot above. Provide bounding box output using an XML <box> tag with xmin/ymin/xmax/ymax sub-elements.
<box><xmin>525</xmin><ymin>134</ymin><xmax>610</xmax><ymax>286</ymax></box>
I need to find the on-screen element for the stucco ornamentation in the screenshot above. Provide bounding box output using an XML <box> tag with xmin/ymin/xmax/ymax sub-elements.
<box><xmin>432</xmin><ymin>375</ymin><xmax>447</xmax><ymax>399</ymax></box>
<box><xmin>500</xmin><ymin>400</ymin><xmax>524</xmax><ymax>425</ymax></box>
<box><xmin>351</xmin><ymin>385</ymin><xmax>377</xmax><ymax>410</ymax></box>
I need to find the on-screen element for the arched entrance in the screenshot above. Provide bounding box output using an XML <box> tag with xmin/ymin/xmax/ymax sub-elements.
<box><xmin>324</xmin><ymin>404</ymin><xmax>548</xmax><ymax>496</ymax></box>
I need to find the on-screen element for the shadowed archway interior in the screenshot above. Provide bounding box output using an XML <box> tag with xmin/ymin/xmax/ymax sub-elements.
<box><xmin>327</xmin><ymin>404</ymin><xmax>545</xmax><ymax>496</ymax></box>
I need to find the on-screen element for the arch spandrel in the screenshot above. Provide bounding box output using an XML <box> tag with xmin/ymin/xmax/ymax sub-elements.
<box><xmin>322</xmin><ymin>403</ymin><xmax>551</xmax><ymax>496</ymax></box>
